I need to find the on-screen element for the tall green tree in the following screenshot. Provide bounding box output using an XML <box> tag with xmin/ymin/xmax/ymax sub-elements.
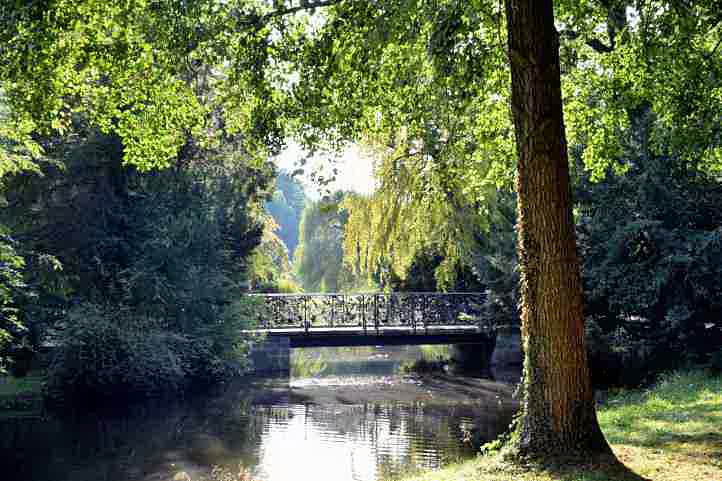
<box><xmin>578</xmin><ymin>146</ymin><xmax>722</xmax><ymax>379</ymax></box>
<box><xmin>1</xmin><ymin>128</ymin><xmax>274</xmax><ymax>396</ymax></box>
<box><xmin>506</xmin><ymin>0</ymin><xmax>609</xmax><ymax>456</ymax></box>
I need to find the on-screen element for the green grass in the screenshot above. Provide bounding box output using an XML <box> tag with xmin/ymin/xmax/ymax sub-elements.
<box><xmin>0</xmin><ymin>372</ymin><xmax>45</xmax><ymax>411</ymax></box>
<box><xmin>392</xmin><ymin>370</ymin><xmax>722</xmax><ymax>481</ymax></box>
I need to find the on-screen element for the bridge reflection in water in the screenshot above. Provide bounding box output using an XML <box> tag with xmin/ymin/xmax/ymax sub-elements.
<box><xmin>243</xmin><ymin>292</ymin><xmax>499</xmax><ymax>374</ymax></box>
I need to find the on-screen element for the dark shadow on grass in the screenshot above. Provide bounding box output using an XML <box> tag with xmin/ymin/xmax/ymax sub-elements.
<box><xmin>531</xmin><ymin>454</ymin><xmax>652</xmax><ymax>481</ymax></box>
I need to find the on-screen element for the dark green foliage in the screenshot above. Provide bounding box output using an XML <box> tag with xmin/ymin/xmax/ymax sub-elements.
<box><xmin>388</xmin><ymin>246</ymin><xmax>484</xmax><ymax>293</ymax></box>
<box><xmin>46</xmin><ymin>304</ymin><xmax>195</xmax><ymax>399</ymax></box>
<box><xmin>709</xmin><ymin>349</ymin><xmax>722</xmax><ymax>374</ymax></box>
<box><xmin>578</xmin><ymin>154</ymin><xmax>722</xmax><ymax>384</ymax></box>
<box><xmin>386</xmin><ymin>250</ymin><xmax>443</xmax><ymax>292</ymax></box>
<box><xmin>2</xmin><ymin>131</ymin><xmax>272</xmax><ymax>398</ymax></box>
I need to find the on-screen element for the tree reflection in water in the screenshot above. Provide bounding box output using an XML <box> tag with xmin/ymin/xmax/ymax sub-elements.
<box><xmin>0</xmin><ymin>347</ymin><xmax>517</xmax><ymax>481</ymax></box>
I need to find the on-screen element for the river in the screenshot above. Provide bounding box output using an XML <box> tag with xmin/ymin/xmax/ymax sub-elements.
<box><xmin>0</xmin><ymin>346</ymin><xmax>519</xmax><ymax>481</ymax></box>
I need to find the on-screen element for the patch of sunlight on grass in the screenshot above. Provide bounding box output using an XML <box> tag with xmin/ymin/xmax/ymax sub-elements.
<box><xmin>392</xmin><ymin>453</ymin><xmax>647</xmax><ymax>481</ymax></box>
<box><xmin>598</xmin><ymin>370</ymin><xmax>722</xmax><ymax>481</ymax></box>
<box><xmin>598</xmin><ymin>371</ymin><xmax>722</xmax><ymax>450</ymax></box>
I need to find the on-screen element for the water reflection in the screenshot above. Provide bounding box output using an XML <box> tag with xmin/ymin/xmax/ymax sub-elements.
<box><xmin>0</xmin><ymin>347</ymin><xmax>518</xmax><ymax>481</ymax></box>
<box><xmin>257</xmin><ymin>402</ymin><xmax>470</xmax><ymax>481</ymax></box>
<box><xmin>291</xmin><ymin>346</ymin><xmax>450</xmax><ymax>378</ymax></box>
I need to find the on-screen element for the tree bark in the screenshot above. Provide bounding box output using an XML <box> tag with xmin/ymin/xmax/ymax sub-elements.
<box><xmin>505</xmin><ymin>0</ymin><xmax>611</xmax><ymax>456</ymax></box>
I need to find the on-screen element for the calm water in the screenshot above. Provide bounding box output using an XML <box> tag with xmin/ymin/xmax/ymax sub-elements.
<box><xmin>0</xmin><ymin>346</ymin><xmax>518</xmax><ymax>481</ymax></box>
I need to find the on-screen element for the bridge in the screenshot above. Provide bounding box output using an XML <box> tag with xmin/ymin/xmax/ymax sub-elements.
<box><xmin>242</xmin><ymin>292</ymin><xmax>518</xmax><ymax>376</ymax></box>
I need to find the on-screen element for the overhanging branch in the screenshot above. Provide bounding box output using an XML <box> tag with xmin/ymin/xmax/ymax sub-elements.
<box><xmin>559</xmin><ymin>29</ymin><xmax>615</xmax><ymax>54</ymax></box>
<box><xmin>236</xmin><ymin>0</ymin><xmax>343</xmax><ymax>29</ymax></box>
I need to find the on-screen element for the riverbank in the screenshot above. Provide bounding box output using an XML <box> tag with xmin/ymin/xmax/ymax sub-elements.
<box><xmin>391</xmin><ymin>370</ymin><xmax>722</xmax><ymax>481</ymax></box>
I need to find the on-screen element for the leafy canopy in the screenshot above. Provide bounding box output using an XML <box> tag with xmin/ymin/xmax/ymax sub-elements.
<box><xmin>2</xmin><ymin>1</ymin><xmax>719</xmax><ymax>177</ymax></box>
<box><xmin>1</xmin><ymin>1</ymin><xmax>720</xmax><ymax>294</ymax></box>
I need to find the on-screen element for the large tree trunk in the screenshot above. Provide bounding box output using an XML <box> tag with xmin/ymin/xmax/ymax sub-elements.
<box><xmin>505</xmin><ymin>0</ymin><xmax>611</xmax><ymax>456</ymax></box>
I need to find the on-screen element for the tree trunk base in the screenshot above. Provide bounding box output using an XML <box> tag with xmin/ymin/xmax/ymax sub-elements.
<box><xmin>513</xmin><ymin>415</ymin><xmax>613</xmax><ymax>460</ymax></box>
<box><xmin>512</xmin><ymin>437</ymin><xmax>614</xmax><ymax>461</ymax></box>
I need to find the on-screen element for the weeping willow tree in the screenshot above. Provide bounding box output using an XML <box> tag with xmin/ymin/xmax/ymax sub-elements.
<box><xmin>342</xmin><ymin>128</ymin><xmax>514</xmax><ymax>290</ymax></box>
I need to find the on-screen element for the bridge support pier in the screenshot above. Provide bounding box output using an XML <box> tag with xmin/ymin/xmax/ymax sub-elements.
<box><xmin>490</xmin><ymin>325</ymin><xmax>522</xmax><ymax>369</ymax></box>
<box><xmin>450</xmin><ymin>338</ymin><xmax>496</xmax><ymax>376</ymax></box>
<box><xmin>248</xmin><ymin>336</ymin><xmax>290</xmax><ymax>377</ymax></box>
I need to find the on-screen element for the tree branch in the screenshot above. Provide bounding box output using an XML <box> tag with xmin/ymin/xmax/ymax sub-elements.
<box><xmin>263</xmin><ymin>0</ymin><xmax>342</xmax><ymax>21</ymax></box>
<box><xmin>559</xmin><ymin>29</ymin><xmax>615</xmax><ymax>54</ymax></box>
<box><xmin>586</xmin><ymin>38</ymin><xmax>615</xmax><ymax>53</ymax></box>
<box><xmin>236</xmin><ymin>0</ymin><xmax>343</xmax><ymax>28</ymax></box>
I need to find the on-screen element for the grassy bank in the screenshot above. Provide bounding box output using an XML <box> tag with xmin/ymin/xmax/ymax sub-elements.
<box><xmin>0</xmin><ymin>372</ymin><xmax>45</xmax><ymax>412</ymax></box>
<box><xmin>392</xmin><ymin>370</ymin><xmax>722</xmax><ymax>481</ymax></box>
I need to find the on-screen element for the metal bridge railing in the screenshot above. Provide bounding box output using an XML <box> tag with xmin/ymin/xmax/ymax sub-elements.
<box><xmin>246</xmin><ymin>292</ymin><xmax>488</xmax><ymax>334</ymax></box>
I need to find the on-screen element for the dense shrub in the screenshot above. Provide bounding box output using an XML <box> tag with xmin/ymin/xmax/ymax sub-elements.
<box><xmin>578</xmin><ymin>155</ymin><xmax>722</xmax><ymax>379</ymax></box>
<box><xmin>2</xmin><ymin>132</ymin><xmax>272</xmax><ymax>399</ymax></box>
<box><xmin>46</xmin><ymin>302</ymin><xmax>253</xmax><ymax>402</ymax></box>
<box><xmin>0</xmin><ymin>234</ymin><xmax>33</xmax><ymax>375</ymax></box>
<box><xmin>46</xmin><ymin>305</ymin><xmax>188</xmax><ymax>399</ymax></box>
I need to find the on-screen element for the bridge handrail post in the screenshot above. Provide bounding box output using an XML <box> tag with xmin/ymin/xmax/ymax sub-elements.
<box><xmin>411</xmin><ymin>294</ymin><xmax>416</xmax><ymax>334</ymax></box>
<box><xmin>361</xmin><ymin>295</ymin><xmax>366</xmax><ymax>333</ymax></box>
<box><xmin>374</xmin><ymin>294</ymin><xmax>379</xmax><ymax>333</ymax></box>
<box><xmin>424</xmin><ymin>295</ymin><xmax>429</xmax><ymax>334</ymax></box>
<box><xmin>345</xmin><ymin>294</ymin><xmax>351</xmax><ymax>326</ymax></box>
<box><xmin>303</xmin><ymin>297</ymin><xmax>308</xmax><ymax>333</ymax></box>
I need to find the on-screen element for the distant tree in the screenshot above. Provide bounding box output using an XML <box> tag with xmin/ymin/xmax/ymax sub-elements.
<box><xmin>266</xmin><ymin>171</ymin><xmax>308</xmax><ymax>256</ymax></box>
<box><xmin>293</xmin><ymin>192</ymin><xmax>369</xmax><ymax>292</ymax></box>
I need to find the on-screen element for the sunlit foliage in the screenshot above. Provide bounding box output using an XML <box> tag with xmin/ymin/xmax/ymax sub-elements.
<box><xmin>293</xmin><ymin>192</ymin><xmax>372</xmax><ymax>292</ymax></box>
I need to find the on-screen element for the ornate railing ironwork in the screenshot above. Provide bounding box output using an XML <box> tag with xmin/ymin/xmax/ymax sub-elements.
<box><xmin>246</xmin><ymin>292</ymin><xmax>487</xmax><ymax>333</ymax></box>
